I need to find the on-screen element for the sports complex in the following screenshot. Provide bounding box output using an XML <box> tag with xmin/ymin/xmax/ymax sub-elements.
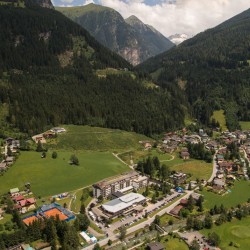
<box><xmin>22</xmin><ymin>203</ymin><xmax>75</xmax><ymax>226</ymax></box>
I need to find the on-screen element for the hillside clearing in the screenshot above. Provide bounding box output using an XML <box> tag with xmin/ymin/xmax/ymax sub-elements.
<box><xmin>47</xmin><ymin>125</ymin><xmax>152</xmax><ymax>152</ymax></box>
<box><xmin>240</xmin><ymin>121</ymin><xmax>250</xmax><ymax>130</ymax></box>
<box><xmin>211</xmin><ymin>110</ymin><xmax>228</xmax><ymax>131</ymax></box>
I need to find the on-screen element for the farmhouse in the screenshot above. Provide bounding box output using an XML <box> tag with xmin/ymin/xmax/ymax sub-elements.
<box><xmin>92</xmin><ymin>171</ymin><xmax>148</xmax><ymax>198</ymax></box>
<box><xmin>101</xmin><ymin>192</ymin><xmax>146</xmax><ymax>218</ymax></box>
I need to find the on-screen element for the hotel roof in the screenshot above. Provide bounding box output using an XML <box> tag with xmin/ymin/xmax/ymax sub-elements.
<box><xmin>102</xmin><ymin>193</ymin><xmax>145</xmax><ymax>214</ymax></box>
<box><xmin>93</xmin><ymin>171</ymin><xmax>139</xmax><ymax>189</ymax></box>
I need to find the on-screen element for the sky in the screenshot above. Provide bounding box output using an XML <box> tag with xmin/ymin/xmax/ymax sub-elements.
<box><xmin>52</xmin><ymin>0</ymin><xmax>250</xmax><ymax>37</ymax></box>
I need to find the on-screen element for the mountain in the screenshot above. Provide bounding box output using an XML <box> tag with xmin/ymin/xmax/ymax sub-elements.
<box><xmin>138</xmin><ymin>8</ymin><xmax>250</xmax><ymax>131</ymax></box>
<box><xmin>168</xmin><ymin>33</ymin><xmax>189</xmax><ymax>45</ymax></box>
<box><xmin>0</xmin><ymin>3</ymin><xmax>185</xmax><ymax>136</ymax></box>
<box><xmin>56</xmin><ymin>4</ymin><xmax>174</xmax><ymax>65</ymax></box>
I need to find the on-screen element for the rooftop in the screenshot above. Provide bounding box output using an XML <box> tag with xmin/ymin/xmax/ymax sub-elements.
<box><xmin>93</xmin><ymin>171</ymin><xmax>139</xmax><ymax>189</ymax></box>
<box><xmin>102</xmin><ymin>192</ymin><xmax>145</xmax><ymax>214</ymax></box>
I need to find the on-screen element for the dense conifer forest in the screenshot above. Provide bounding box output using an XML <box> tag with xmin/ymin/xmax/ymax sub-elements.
<box><xmin>0</xmin><ymin>5</ymin><xmax>185</xmax><ymax>136</ymax></box>
<box><xmin>138</xmin><ymin>8</ymin><xmax>250</xmax><ymax>131</ymax></box>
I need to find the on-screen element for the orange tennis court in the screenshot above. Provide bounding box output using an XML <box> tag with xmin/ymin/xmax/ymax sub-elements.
<box><xmin>23</xmin><ymin>215</ymin><xmax>38</xmax><ymax>226</ymax></box>
<box><xmin>43</xmin><ymin>208</ymin><xmax>68</xmax><ymax>221</ymax></box>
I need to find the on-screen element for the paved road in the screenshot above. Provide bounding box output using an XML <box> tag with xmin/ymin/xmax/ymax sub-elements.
<box><xmin>208</xmin><ymin>149</ymin><xmax>219</xmax><ymax>183</ymax></box>
<box><xmin>82</xmin><ymin>190</ymin><xmax>193</xmax><ymax>250</ymax></box>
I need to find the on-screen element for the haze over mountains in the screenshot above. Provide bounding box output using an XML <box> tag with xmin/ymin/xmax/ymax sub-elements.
<box><xmin>139</xmin><ymin>8</ymin><xmax>250</xmax><ymax>131</ymax></box>
<box><xmin>57</xmin><ymin>4</ymin><xmax>174</xmax><ymax>65</ymax></box>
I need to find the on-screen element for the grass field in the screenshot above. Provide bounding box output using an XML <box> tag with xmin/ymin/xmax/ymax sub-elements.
<box><xmin>240</xmin><ymin>121</ymin><xmax>250</xmax><ymax>130</ymax></box>
<box><xmin>161</xmin><ymin>236</ymin><xmax>189</xmax><ymax>250</ymax></box>
<box><xmin>0</xmin><ymin>150</ymin><xmax>129</xmax><ymax>197</ymax></box>
<box><xmin>202</xmin><ymin>217</ymin><xmax>250</xmax><ymax>250</ymax></box>
<box><xmin>118</xmin><ymin>149</ymin><xmax>172</xmax><ymax>165</ymax></box>
<box><xmin>211</xmin><ymin>110</ymin><xmax>228</xmax><ymax>131</ymax></box>
<box><xmin>170</xmin><ymin>160</ymin><xmax>213</xmax><ymax>181</ymax></box>
<box><xmin>201</xmin><ymin>180</ymin><xmax>250</xmax><ymax>209</ymax></box>
<box><xmin>48</xmin><ymin>125</ymin><xmax>151</xmax><ymax>152</ymax></box>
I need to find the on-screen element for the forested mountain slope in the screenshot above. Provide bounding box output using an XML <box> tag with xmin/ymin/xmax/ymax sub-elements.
<box><xmin>138</xmin><ymin>8</ymin><xmax>250</xmax><ymax>131</ymax></box>
<box><xmin>56</xmin><ymin>4</ymin><xmax>174</xmax><ymax>65</ymax></box>
<box><xmin>0</xmin><ymin>4</ymin><xmax>185</xmax><ymax>136</ymax></box>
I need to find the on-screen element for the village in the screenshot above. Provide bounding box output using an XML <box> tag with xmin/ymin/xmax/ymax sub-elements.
<box><xmin>0</xmin><ymin>124</ymin><xmax>250</xmax><ymax>250</ymax></box>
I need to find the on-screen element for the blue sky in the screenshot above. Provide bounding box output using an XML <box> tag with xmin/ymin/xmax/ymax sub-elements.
<box><xmin>53</xmin><ymin>0</ymin><xmax>250</xmax><ymax>37</ymax></box>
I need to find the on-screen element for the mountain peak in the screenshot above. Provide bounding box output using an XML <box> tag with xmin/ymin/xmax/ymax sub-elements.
<box><xmin>125</xmin><ymin>15</ymin><xmax>144</xmax><ymax>26</ymax></box>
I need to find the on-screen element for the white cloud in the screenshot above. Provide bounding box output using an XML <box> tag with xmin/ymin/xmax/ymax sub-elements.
<box><xmin>98</xmin><ymin>0</ymin><xmax>250</xmax><ymax>36</ymax></box>
<box><xmin>59</xmin><ymin>0</ymin><xmax>74</xmax><ymax>3</ymax></box>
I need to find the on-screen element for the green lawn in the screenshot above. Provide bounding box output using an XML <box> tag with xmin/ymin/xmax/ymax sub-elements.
<box><xmin>239</xmin><ymin>121</ymin><xmax>250</xmax><ymax>131</ymax></box>
<box><xmin>201</xmin><ymin>180</ymin><xmax>250</xmax><ymax>209</ymax></box>
<box><xmin>170</xmin><ymin>160</ymin><xmax>213</xmax><ymax>181</ymax></box>
<box><xmin>48</xmin><ymin>125</ymin><xmax>151</xmax><ymax>152</ymax></box>
<box><xmin>211</xmin><ymin>110</ymin><xmax>228</xmax><ymax>131</ymax></box>
<box><xmin>202</xmin><ymin>217</ymin><xmax>250</xmax><ymax>250</ymax></box>
<box><xmin>119</xmin><ymin>149</ymin><xmax>172</xmax><ymax>165</ymax></box>
<box><xmin>161</xmin><ymin>236</ymin><xmax>189</xmax><ymax>250</ymax></box>
<box><xmin>0</xmin><ymin>150</ymin><xmax>129</xmax><ymax>197</ymax></box>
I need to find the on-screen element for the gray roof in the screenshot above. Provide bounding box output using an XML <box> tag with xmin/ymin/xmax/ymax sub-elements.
<box><xmin>147</xmin><ymin>242</ymin><xmax>164</xmax><ymax>250</ymax></box>
<box><xmin>102</xmin><ymin>193</ymin><xmax>145</xmax><ymax>214</ymax></box>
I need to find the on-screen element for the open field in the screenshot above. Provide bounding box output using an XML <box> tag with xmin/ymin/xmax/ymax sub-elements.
<box><xmin>211</xmin><ymin>110</ymin><xmax>227</xmax><ymax>131</ymax></box>
<box><xmin>201</xmin><ymin>180</ymin><xmax>250</xmax><ymax>209</ymax></box>
<box><xmin>170</xmin><ymin>160</ymin><xmax>213</xmax><ymax>181</ymax></box>
<box><xmin>202</xmin><ymin>217</ymin><xmax>250</xmax><ymax>250</ymax></box>
<box><xmin>48</xmin><ymin>125</ymin><xmax>151</xmax><ymax>152</ymax></box>
<box><xmin>118</xmin><ymin>149</ymin><xmax>172</xmax><ymax>165</ymax></box>
<box><xmin>0</xmin><ymin>151</ymin><xmax>129</xmax><ymax>197</ymax></box>
<box><xmin>240</xmin><ymin>121</ymin><xmax>250</xmax><ymax>130</ymax></box>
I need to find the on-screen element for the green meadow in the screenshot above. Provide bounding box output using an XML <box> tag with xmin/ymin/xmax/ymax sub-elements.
<box><xmin>239</xmin><ymin>121</ymin><xmax>250</xmax><ymax>130</ymax></box>
<box><xmin>48</xmin><ymin>125</ymin><xmax>151</xmax><ymax>152</ymax></box>
<box><xmin>0</xmin><ymin>150</ymin><xmax>129</xmax><ymax>197</ymax></box>
<box><xmin>201</xmin><ymin>180</ymin><xmax>250</xmax><ymax>209</ymax></box>
<box><xmin>202</xmin><ymin>217</ymin><xmax>250</xmax><ymax>250</ymax></box>
<box><xmin>211</xmin><ymin>110</ymin><xmax>228</xmax><ymax>131</ymax></box>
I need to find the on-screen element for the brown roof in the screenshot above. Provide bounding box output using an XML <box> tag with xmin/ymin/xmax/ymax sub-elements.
<box><xmin>147</xmin><ymin>242</ymin><xmax>164</xmax><ymax>250</ymax></box>
<box><xmin>180</xmin><ymin>198</ymin><xmax>188</xmax><ymax>205</ymax></box>
<box><xmin>170</xmin><ymin>205</ymin><xmax>183</xmax><ymax>216</ymax></box>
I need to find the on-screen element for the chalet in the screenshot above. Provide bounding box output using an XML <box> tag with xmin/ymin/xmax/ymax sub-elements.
<box><xmin>216</xmin><ymin>154</ymin><xmax>224</xmax><ymax>162</ymax></box>
<box><xmin>218</xmin><ymin>161</ymin><xmax>234</xmax><ymax>170</ymax></box>
<box><xmin>12</xmin><ymin>195</ymin><xmax>25</xmax><ymax>203</ymax></box>
<box><xmin>144</xmin><ymin>142</ymin><xmax>152</xmax><ymax>150</ymax></box>
<box><xmin>170</xmin><ymin>172</ymin><xmax>187</xmax><ymax>185</ymax></box>
<box><xmin>4</xmin><ymin>156</ymin><xmax>14</xmax><ymax>166</ymax></box>
<box><xmin>191</xmin><ymin>192</ymin><xmax>201</xmax><ymax>201</ymax></box>
<box><xmin>0</xmin><ymin>162</ymin><xmax>7</xmax><ymax>172</ymax></box>
<box><xmin>181</xmin><ymin>151</ymin><xmax>190</xmax><ymax>160</ymax></box>
<box><xmin>213</xmin><ymin>178</ymin><xmax>225</xmax><ymax>190</ymax></box>
<box><xmin>43</xmin><ymin>131</ymin><xmax>55</xmax><ymax>139</ymax></box>
<box><xmin>10</xmin><ymin>187</ymin><xmax>20</xmax><ymax>197</ymax></box>
<box><xmin>32</xmin><ymin>134</ymin><xmax>46</xmax><ymax>144</ymax></box>
<box><xmin>15</xmin><ymin>198</ymin><xmax>36</xmax><ymax>213</ymax></box>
